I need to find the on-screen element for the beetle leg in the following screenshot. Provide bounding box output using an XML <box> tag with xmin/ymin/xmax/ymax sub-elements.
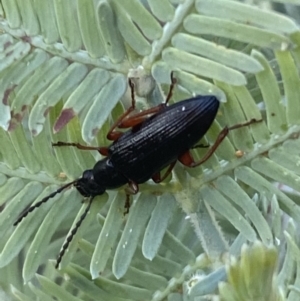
<box><xmin>178</xmin><ymin>151</ymin><xmax>195</xmax><ymax>167</ymax></box>
<box><xmin>125</xmin><ymin>180</ymin><xmax>139</xmax><ymax>194</ymax></box>
<box><xmin>118</xmin><ymin>104</ymin><xmax>165</xmax><ymax>128</ymax></box>
<box><xmin>52</xmin><ymin>141</ymin><xmax>109</xmax><ymax>156</ymax></box>
<box><xmin>107</xmin><ymin>79</ymin><xmax>163</xmax><ymax>137</ymax></box>
<box><xmin>119</xmin><ymin>73</ymin><xmax>177</xmax><ymax>128</ymax></box>
<box><xmin>152</xmin><ymin>161</ymin><xmax>176</xmax><ymax>183</ymax></box>
<box><xmin>179</xmin><ymin>118</ymin><xmax>262</xmax><ymax>167</ymax></box>
<box><xmin>106</xmin><ymin>79</ymin><xmax>137</xmax><ymax>141</ymax></box>
<box><xmin>123</xmin><ymin>180</ymin><xmax>139</xmax><ymax>214</ymax></box>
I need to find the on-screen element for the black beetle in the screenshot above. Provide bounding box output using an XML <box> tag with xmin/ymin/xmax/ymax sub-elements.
<box><xmin>14</xmin><ymin>73</ymin><xmax>261</xmax><ymax>268</ymax></box>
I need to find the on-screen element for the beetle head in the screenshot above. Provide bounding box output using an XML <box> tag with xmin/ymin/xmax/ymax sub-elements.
<box><xmin>75</xmin><ymin>169</ymin><xmax>106</xmax><ymax>197</ymax></box>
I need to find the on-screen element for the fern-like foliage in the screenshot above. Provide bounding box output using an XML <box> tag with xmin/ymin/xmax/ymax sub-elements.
<box><xmin>0</xmin><ymin>0</ymin><xmax>300</xmax><ymax>300</ymax></box>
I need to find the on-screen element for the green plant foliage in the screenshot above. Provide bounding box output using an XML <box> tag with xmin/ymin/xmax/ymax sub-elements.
<box><xmin>0</xmin><ymin>0</ymin><xmax>300</xmax><ymax>300</ymax></box>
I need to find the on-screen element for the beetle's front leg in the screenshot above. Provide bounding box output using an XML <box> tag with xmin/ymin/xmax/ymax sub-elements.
<box><xmin>123</xmin><ymin>180</ymin><xmax>139</xmax><ymax>214</ymax></box>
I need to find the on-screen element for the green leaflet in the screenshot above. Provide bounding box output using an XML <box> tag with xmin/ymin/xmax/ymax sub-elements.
<box><xmin>0</xmin><ymin>1</ymin><xmax>299</xmax><ymax>301</ymax></box>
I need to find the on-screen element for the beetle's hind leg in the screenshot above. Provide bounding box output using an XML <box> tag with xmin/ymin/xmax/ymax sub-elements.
<box><xmin>52</xmin><ymin>142</ymin><xmax>109</xmax><ymax>156</ymax></box>
<box><xmin>179</xmin><ymin>118</ymin><xmax>262</xmax><ymax>167</ymax></box>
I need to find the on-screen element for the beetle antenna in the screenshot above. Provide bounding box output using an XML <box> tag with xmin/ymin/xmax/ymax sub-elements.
<box><xmin>55</xmin><ymin>196</ymin><xmax>94</xmax><ymax>269</ymax></box>
<box><xmin>14</xmin><ymin>180</ymin><xmax>78</xmax><ymax>226</ymax></box>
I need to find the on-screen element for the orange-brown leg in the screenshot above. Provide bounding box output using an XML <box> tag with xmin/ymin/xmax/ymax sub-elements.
<box><xmin>152</xmin><ymin>161</ymin><xmax>176</xmax><ymax>183</ymax></box>
<box><xmin>52</xmin><ymin>142</ymin><xmax>109</xmax><ymax>156</ymax></box>
<box><xmin>118</xmin><ymin>104</ymin><xmax>165</xmax><ymax>129</ymax></box>
<box><xmin>106</xmin><ymin>79</ymin><xmax>137</xmax><ymax>141</ymax></box>
<box><xmin>179</xmin><ymin>118</ymin><xmax>262</xmax><ymax>167</ymax></box>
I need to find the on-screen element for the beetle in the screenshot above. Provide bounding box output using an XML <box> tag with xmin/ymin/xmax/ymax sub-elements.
<box><xmin>14</xmin><ymin>73</ymin><xmax>261</xmax><ymax>268</ymax></box>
